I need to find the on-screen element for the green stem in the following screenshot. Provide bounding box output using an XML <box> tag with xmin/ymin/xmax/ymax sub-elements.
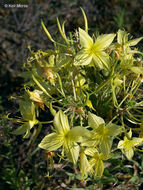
<box><xmin>121</xmin><ymin>115</ymin><xmax>131</xmax><ymax>140</ymax></box>
<box><xmin>129</xmin><ymin>78</ymin><xmax>141</xmax><ymax>100</ymax></box>
<box><xmin>71</xmin><ymin>72</ymin><xmax>77</xmax><ymax>101</ymax></box>
<box><xmin>90</xmin><ymin>77</ymin><xmax>112</xmax><ymax>96</ymax></box>
<box><xmin>32</xmin><ymin>74</ymin><xmax>52</xmax><ymax>98</ymax></box>
<box><xmin>39</xmin><ymin>120</ymin><xmax>53</xmax><ymax>124</ymax></box>
<box><xmin>118</xmin><ymin>93</ymin><xmax>130</xmax><ymax>108</ymax></box>
<box><xmin>135</xmin><ymin>148</ymin><xmax>143</xmax><ymax>152</ymax></box>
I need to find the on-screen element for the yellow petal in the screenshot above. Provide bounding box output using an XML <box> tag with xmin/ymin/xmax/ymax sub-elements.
<box><xmin>64</xmin><ymin>141</ymin><xmax>80</xmax><ymax>165</ymax></box>
<box><xmin>79</xmin><ymin>27</ymin><xmax>93</xmax><ymax>48</ymax></box>
<box><xmin>38</xmin><ymin>133</ymin><xmax>63</xmax><ymax>151</ymax></box>
<box><xmin>94</xmin><ymin>159</ymin><xmax>104</xmax><ymax>178</ymax></box>
<box><xmin>117</xmin><ymin>29</ymin><xmax>128</xmax><ymax>45</ymax></box>
<box><xmin>53</xmin><ymin>110</ymin><xmax>70</xmax><ymax>134</ymax></box>
<box><xmin>80</xmin><ymin>150</ymin><xmax>91</xmax><ymax>178</ymax></box>
<box><xmin>74</xmin><ymin>49</ymin><xmax>93</xmax><ymax>66</ymax></box>
<box><xmin>84</xmin><ymin>147</ymin><xmax>98</xmax><ymax>157</ymax></box>
<box><xmin>123</xmin><ymin>147</ymin><xmax>134</xmax><ymax>160</ymax></box>
<box><xmin>93</xmin><ymin>51</ymin><xmax>110</xmax><ymax>70</ymax></box>
<box><xmin>94</xmin><ymin>34</ymin><xmax>116</xmax><ymax>50</ymax></box>
<box><xmin>88</xmin><ymin>112</ymin><xmax>105</xmax><ymax>129</ymax></box>
<box><xmin>68</xmin><ymin>126</ymin><xmax>91</xmax><ymax>142</ymax></box>
<box><xmin>132</xmin><ymin>137</ymin><xmax>143</xmax><ymax>146</ymax></box>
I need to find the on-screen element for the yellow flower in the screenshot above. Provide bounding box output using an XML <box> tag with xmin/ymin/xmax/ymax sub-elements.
<box><xmin>74</xmin><ymin>28</ymin><xmax>116</xmax><ymax>70</ymax></box>
<box><xmin>38</xmin><ymin>110</ymin><xmax>90</xmax><ymax>165</ymax></box>
<box><xmin>118</xmin><ymin>130</ymin><xmax>143</xmax><ymax>160</ymax></box>
<box><xmin>12</xmin><ymin>100</ymin><xmax>37</xmax><ymax>138</ymax></box>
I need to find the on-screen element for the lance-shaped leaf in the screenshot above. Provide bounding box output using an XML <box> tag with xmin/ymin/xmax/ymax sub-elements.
<box><xmin>80</xmin><ymin>7</ymin><xmax>88</xmax><ymax>33</ymax></box>
<box><xmin>118</xmin><ymin>130</ymin><xmax>143</xmax><ymax>160</ymax></box>
<box><xmin>130</xmin><ymin>67</ymin><xmax>143</xmax><ymax>74</ymax></box>
<box><xmin>127</xmin><ymin>36</ymin><xmax>143</xmax><ymax>46</ymax></box>
<box><xmin>12</xmin><ymin>120</ymin><xmax>37</xmax><ymax>138</ymax></box>
<box><xmin>19</xmin><ymin>100</ymin><xmax>36</xmax><ymax>121</ymax></box>
<box><xmin>41</xmin><ymin>20</ymin><xmax>55</xmax><ymax>43</ymax></box>
<box><xmin>117</xmin><ymin>29</ymin><xmax>128</xmax><ymax>45</ymax></box>
<box><xmin>74</xmin><ymin>28</ymin><xmax>115</xmax><ymax>70</ymax></box>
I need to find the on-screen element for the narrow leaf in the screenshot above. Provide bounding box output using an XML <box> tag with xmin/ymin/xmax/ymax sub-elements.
<box><xmin>57</xmin><ymin>18</ymin><xmax>69</xmax><ymax>44</ymax></box>
<box><xmin>41</xmin><ymin>20</ymin><xmax>55</xmax><ymax>43</ymax></box>
<box><xmin>80</xmin><ymin>7</ymin><xmax>88</xmax><ymax>33</ymax></box>
<box><xmin>127</xmin><ymin>37</ymin><xmax>143</xmax><ymax>46</ymax></box>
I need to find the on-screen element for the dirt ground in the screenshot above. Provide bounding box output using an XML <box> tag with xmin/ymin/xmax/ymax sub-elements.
<box><xmin>1</xmin><ymin>1</ymin><xmax>143</xmax><ymax>94</ymax></box>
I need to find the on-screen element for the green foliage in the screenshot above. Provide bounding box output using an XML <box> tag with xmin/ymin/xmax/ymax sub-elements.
<box><xmin>8</xmin><ymin>9</ymin><xmax>143</xmax><ymax>181</ymax></box>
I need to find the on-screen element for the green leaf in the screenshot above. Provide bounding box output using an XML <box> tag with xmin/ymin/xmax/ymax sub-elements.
<box><xmin>117</xmin><ymin>29</ymin><xmax>128</xmax><ymax>45</ymax></box>
<box><xmin>41</xmin><ymin>20</ymin><xmax>55</xmax><ymax>43</ymax></box>
<box><xmin>12</xmin><ymin>123</ymin><xmax>28</xmax><ymax>135</ymax></box>
<box><xmin>53</xmin><ymin>110</ymin><xmax>70</xmax><ymax>134</ymax></box>
<box><xmin>88</xmin><ymin>112</ymin><xmax>105</xmax><ymax>129</ymax></box>
<box><xmin>80</xmin><ymin>8</ymin><xmax>88</xmax><ymax>33</ymax></box>
<box><xmin>38</xmin><ymin>133</ymin><xmax>63</xmax><ymax>151</ymax></box>
<box><xmin>130</xmin><ymin>67</ymin><xmax>143</xmax><ymax>74</ymax></box>
<box><xmin>19</xmin><ymin>100</ymin><xmax>35</xmax><ymax>121</ymax></box>
<box><xmin>127</xmin><ymin>37</ymin><xmax>143</xmax><ymax>46</ymax></box>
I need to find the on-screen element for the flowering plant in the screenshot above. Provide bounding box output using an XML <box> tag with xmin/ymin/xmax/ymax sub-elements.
<box><xmin>9</xmin><ymin>9</ymin><xmax>143</xmax><ymax>179</ymax></box>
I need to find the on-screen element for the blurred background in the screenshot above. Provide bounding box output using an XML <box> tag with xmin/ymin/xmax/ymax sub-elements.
<box><xmin>0</xmin><ymin>0</ymin><xmax>143</xmax><ymax>189</ymax></box>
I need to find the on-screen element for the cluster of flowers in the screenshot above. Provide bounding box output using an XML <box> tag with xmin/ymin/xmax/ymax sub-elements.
<box><xmin>11</xmin><ymin>9</ymin><xmax>143</xmax><ymax>179</ymax></box>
